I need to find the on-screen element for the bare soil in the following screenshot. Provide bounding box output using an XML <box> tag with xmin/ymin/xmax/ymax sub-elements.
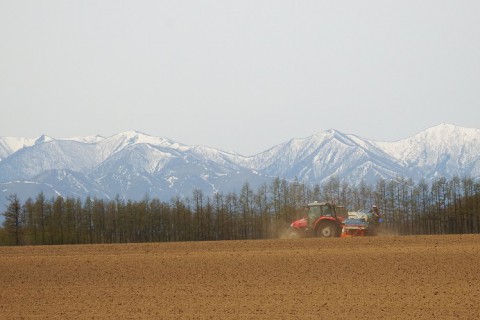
<box><xmin>1</xmin><ymin>235</ymin><xmax>480</xmax><ymax>319</ymax></box>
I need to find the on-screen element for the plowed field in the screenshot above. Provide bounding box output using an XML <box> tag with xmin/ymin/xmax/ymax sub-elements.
<box><xmin>1</xmin><ymin>235</ymin><xmax>480</xmax><ymax>319</ymax></box>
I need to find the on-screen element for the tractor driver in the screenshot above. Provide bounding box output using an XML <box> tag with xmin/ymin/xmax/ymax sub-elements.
<box><xmin>370</xmin><ymin>205</ymin><xmax>380</xmax><ymax>228</ymax></box>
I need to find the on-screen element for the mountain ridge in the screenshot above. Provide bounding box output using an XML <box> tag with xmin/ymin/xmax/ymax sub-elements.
<box><xmin>1</xmin><ymin>123</ymin><xmax>479</xmax><ymax>208</ymax></box>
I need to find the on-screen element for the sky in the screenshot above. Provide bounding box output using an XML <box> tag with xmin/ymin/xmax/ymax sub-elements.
<box><xmin>1</xmin><ymin>1</ymin><xmax>479</xmax><ymax>155</ymax></box>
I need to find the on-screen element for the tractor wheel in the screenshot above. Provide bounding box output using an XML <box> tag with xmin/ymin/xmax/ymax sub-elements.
<box><xmin>316</xmin><ymin>223</ymin><xmax>338</xmax><ymax>237</ymax></box>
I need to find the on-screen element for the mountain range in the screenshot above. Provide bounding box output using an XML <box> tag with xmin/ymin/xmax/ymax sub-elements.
<box><xmin>1</xmin><ymin>123</ymin><xmax>480</xmax><ymax>209</ymax></box>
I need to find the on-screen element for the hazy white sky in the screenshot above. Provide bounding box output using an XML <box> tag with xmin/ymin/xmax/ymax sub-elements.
<box><xmin>1</xmin><ymin>0</ymin><xmax>479</xmax><ymax>155</ymax></box>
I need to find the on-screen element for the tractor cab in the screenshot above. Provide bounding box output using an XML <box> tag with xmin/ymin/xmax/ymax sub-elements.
<box><xmin>306</xmin><ymin>202</ymin><xmax>334</xmax><ymax>220</ymax></box>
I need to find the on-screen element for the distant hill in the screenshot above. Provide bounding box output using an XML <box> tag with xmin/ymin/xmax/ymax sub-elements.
<box><xmin>1</xmin><ymin>124</ymin><xmax>480</xmax><ymax>209</ymax></box>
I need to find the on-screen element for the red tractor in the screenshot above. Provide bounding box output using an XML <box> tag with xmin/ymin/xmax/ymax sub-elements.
<box><xmin>289</xmin><ymin>201</ymin><xmax>347</xmax><ymax>238</ymax></box>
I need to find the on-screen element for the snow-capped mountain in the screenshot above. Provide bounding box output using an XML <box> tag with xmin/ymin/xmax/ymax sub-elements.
<box><xmin>374</xmin><ymin>124</ymin><xmax>480</xmax><ymax>179</ymax></box>
<box><xmin>0</xmin><ymin>136</ymin><xmax>39</xmax><ymax>160</ymax></box>
<box><xmin>1</xmin><ymin>124</ymin><xmax>479</xmax><ymax>209</ymax></box>
<box><xmin>0</xmin><ymin>131</ymin><xmax>268</xmax><ymax>206</ymax></box>
<box><xmin>245</xmin><ymin>129</ymin><xmax>405</xmax><ymax>185</ymax></box>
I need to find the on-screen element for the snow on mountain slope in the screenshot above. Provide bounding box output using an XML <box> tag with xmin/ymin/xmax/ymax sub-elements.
<box><xmin>1</xmin><ymin>124</ymin><xmax>480</xmax><ymax>210</ymax></box>
<box><xmin>375</xmin><ymin>124</ymin><xmax>480</xmax><ymax>179</ymax></box>
<box><xmin>88</xmin><ymin>142</ymin><xmax>268</xmax><ymax>200</ymax></box>
<box><xmin>0</xmin><ymin>140</ymin><xmax>101</xmax><ymax>182</ymax></box>
<box><xmin>247</xmin><ymin>129</ymin><xmax>405</xmax><ymax>184</ymax></box>
<box><xmin>0</xmin><ymin>131</ymin><xmax>192</xmax><ymax>182</ymax></box>
<box><xmin>0</xmin><ymin>130</ymin><xmax>263</xmax><ymax>203</ymax></box>
<box><xmin>34</xmin><ymin>169</ymin><xmax>109</xmax><ymax>199</ymax></box>
<box><xmin>65</xmin><ymin>135</ymin><xmax>105</xmax><ymax>144</ymax></box>
<box><xmin>91</xmin><ymin>131</ymin><xmax>192</xmax><ymax>161</ymax></box>
<box><xmin>0</xmin><ymin>136</ymin><xmax>47</xmax><ymax>160</ymax></box>
<box><xmin>1</xmin><ymin>181</ymin><xmax>61</xmax><ymax>202</ymax></box>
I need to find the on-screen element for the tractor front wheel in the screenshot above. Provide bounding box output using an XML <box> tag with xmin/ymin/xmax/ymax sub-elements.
<box><xmin>316</xmin><ymin>223</ymin><xmax>338</xmax><ymax>237</ymax></box>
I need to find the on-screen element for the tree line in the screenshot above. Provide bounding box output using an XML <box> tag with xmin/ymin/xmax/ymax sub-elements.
<box><xmin>1</xmin><ymin>176</ymin><xmax>480</xmax><ymax>245</ymax></box>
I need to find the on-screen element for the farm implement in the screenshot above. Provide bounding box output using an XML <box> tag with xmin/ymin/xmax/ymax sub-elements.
<box><xmin>341</xmin><ymin>210</ymin><xmax>377</xmax><ymax>237</ymax></box>
<box><xmin>289</xmin><ymin>202</ymin><xmax>380</xmax><ymax>238</ymax></box>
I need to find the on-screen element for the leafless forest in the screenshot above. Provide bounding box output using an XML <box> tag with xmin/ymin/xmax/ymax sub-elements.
<box><xmin>2</xmin><ymin>176</ymin><xmax>480</xmax><ymax>245</ymax></box>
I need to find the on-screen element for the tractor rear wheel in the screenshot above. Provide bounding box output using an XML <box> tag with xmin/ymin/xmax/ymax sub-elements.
<box><xmin>316</xmin><ymin>223</ymin><xmax>338</xmax><ymax>237</ymax></box>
